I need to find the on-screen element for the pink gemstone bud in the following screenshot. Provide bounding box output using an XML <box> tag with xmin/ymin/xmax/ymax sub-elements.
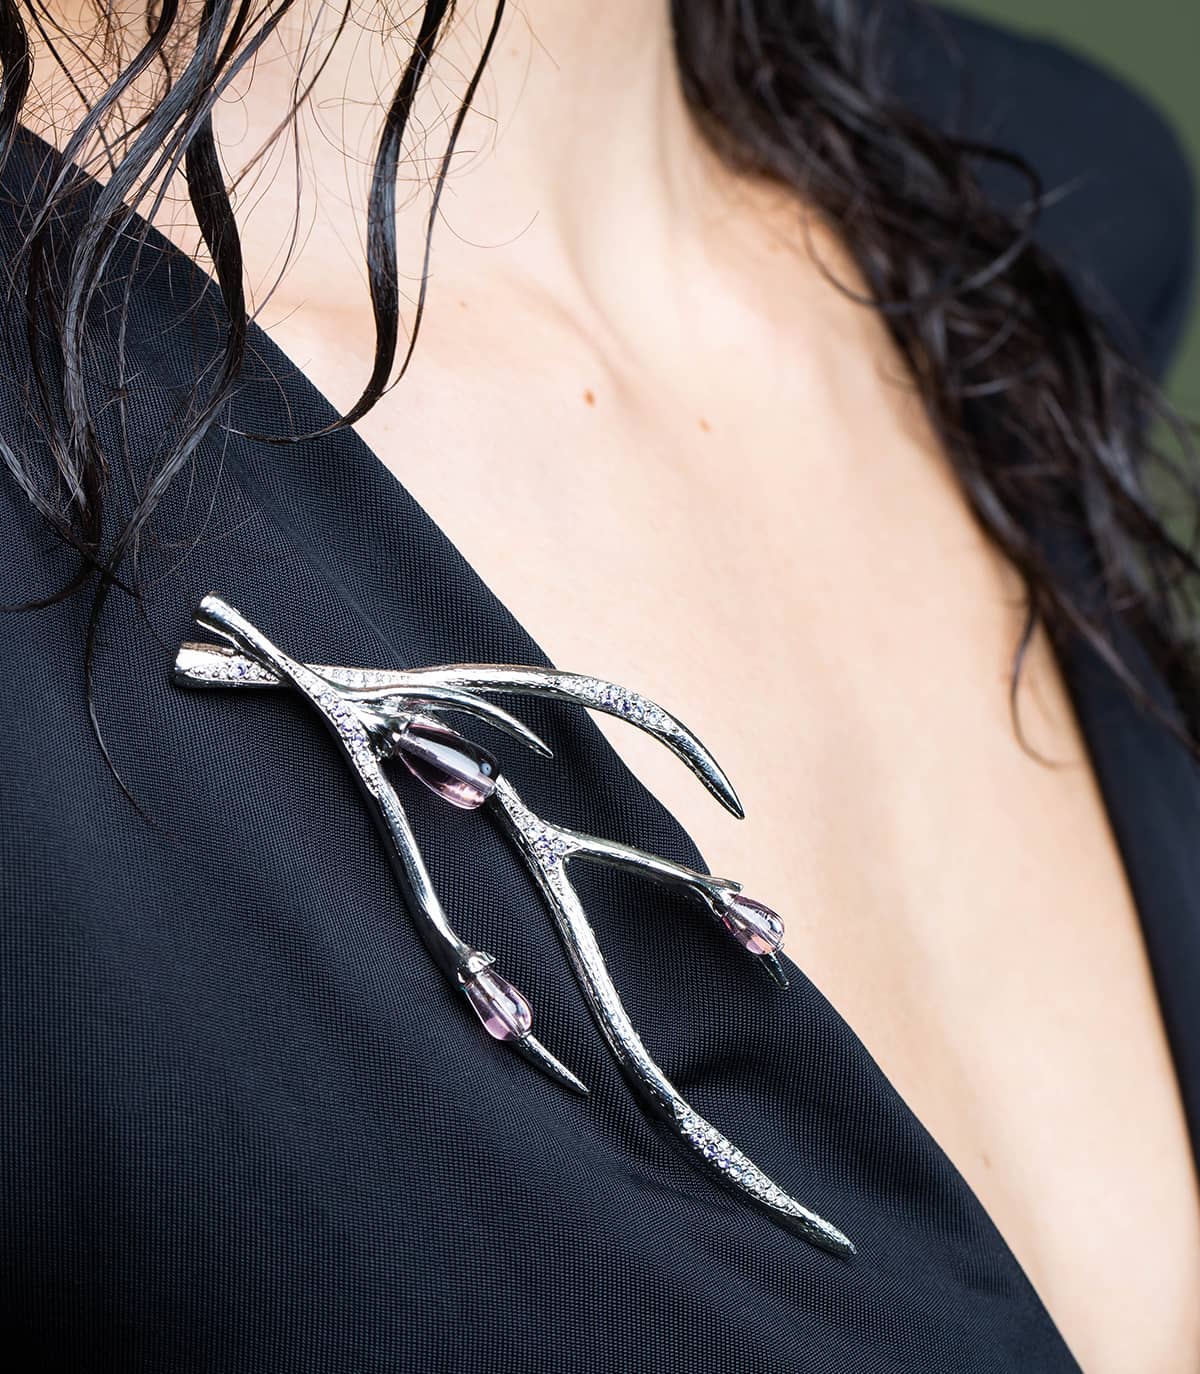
<box><xmin>718</xmin><ymin>894</ymin><xmax>785</xmax><ymax>956</ymax></box>
<box><xmin>394</xmin><ymin>719</ymin><xmax>499</xmax><ymax>809</ymax></box>
<box><xmin>463</xmin><ymin>967</ymin><xmax>533</xmax><ymax>1041</ymax></box>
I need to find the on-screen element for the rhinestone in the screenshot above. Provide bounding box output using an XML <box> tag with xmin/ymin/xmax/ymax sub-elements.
<box><xmin>393</xmin><ymin>719</ymin><xmax>499</xmax><ymax>810</ymax></box>
<box><xmin>463</xmin><ymin>967</ymin><xmax>533</xmax><ymax>1041</ymax></box>
<box><xmin>718</xmin><ymin>893</ymin><xmax>786</xmax><ymax>957</ymax></box>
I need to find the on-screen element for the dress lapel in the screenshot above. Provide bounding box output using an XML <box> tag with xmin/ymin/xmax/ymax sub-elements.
<box><xmin>1058</xmin><ymin>613</ymin><xmax>1200</xmax><ymax>1168</ymax></box>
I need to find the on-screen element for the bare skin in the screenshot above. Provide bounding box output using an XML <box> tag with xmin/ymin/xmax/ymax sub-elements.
<box><xmin>28</xmin><ymin>2</ymin><xmax>1200</xmax><ymax>1367</ymax></box>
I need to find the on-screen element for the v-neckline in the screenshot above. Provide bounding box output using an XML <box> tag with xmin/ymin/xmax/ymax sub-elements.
<box><xmin>225</xmin><ymin>310</ymin><xmax>1200</xmax><ymax>1373</ymax></box>
<box><xmin>14</xmin><ymin>120</ymin><xmax>1200</xmax><ymax>1369</ymax></box>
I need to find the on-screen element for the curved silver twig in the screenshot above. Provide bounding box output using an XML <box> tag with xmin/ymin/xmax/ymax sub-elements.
<box><xmin>184</xmin><ymin>597</ymin><xmax>586</xmax><ymax>1098</ymax></box>
<box><xmin>175</xmin><ymin>647</ymin><xmax>742</xmax><ymax>817</ymax></box>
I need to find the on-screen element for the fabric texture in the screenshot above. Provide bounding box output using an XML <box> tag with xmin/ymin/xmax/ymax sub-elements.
<box><xmin>0</xmin><ymin>8</ymin><xmax>1197</xmax><ymax>1371</ymax></box>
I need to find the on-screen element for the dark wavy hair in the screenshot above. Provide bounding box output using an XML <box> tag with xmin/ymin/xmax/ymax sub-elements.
<box><xmin>0</xmin><ymin>0</ymin><xmax>1197</xmax><ymax>790</ymax></box>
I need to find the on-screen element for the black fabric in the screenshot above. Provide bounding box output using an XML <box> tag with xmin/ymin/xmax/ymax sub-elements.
<box><xmin>1</xmin><ymin>10</ymin><xmax>1197</xmax><ymax>1371</ymax></box>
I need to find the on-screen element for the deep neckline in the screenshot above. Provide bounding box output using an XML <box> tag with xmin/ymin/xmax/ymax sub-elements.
<box><xmin>11</xmin><ymin>118</ymin><xmax>1200</xmax><ymax>1368</ymax></box>
<box><xmin>218</xmin><ymin>273</ymin><xmax>1200</xmax><ymax>1373</ymax></box>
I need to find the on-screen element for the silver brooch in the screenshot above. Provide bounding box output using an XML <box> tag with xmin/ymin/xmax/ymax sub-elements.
<box><xmin>174</xmin><ymin>593</ymin><xmax>854</xmax><ymax>1258</ymax></box>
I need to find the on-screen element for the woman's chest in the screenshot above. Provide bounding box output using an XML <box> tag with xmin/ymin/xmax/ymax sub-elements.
<box><xmin>352</xmin><ymin>376</ymin><xmax>1200</xmax><ymax>1372</ymax></box>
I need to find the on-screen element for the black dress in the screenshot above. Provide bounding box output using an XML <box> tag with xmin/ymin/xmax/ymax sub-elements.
<box><xmin>1</xmin><ymin>9</ymin><xmax>1197</xmax><ymax>1371</ymax></box>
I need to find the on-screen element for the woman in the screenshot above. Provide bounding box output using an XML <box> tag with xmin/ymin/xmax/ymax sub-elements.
<box><xmin>0</xmin><ymin>1</ymin><xmax>1197</xmax><ymax>1369</ymax></box>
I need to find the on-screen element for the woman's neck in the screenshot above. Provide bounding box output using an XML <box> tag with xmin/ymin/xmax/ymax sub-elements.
<box><xmin>233</xmin><ymin>0</ymin><xmax>777</xmax><ymax>358</ymax></box>
<box><xmin>27</xmin><ymin>1</ymin><xmax>803</xmax><ymax>376</ymax></box>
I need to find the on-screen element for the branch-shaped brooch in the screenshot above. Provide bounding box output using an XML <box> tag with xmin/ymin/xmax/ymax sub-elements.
<box><xmin>174</xmin><ymin>594</ymin><xmax>854</xmax><ymax>1258</ymax></box>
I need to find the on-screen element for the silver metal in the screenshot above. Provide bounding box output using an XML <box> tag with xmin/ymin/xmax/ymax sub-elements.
<box><xmin>174</xmin><ymin>595</ymin><xmax>854</xmax><ymax>1258</ymax></box>
<box><xmin>489</xmin><ymin>776</ymin><xmax>853</xmax><ymax>1256</ymax></box>
<box><xmin>175</xmin><ymin>646</ymin><xmax>742</xmax><ymax>817</ymax></box>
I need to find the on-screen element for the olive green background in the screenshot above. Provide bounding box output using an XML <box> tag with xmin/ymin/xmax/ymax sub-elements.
<box><xmin>948</xmin><ymin>1</ymin><xmax>1200</xmax><ymax>413</ymax></box>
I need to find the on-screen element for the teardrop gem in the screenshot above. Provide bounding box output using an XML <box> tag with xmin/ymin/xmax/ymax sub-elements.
<box><xmin>718</xmin><ymin>894</ymin><xmax>785</xmax><ymax>956</ymax></box>
<box><xmin>394</xmin><ymin>719</ymin><xmax>499</xmax><ymax>809</ymax></box>
<box><xmin>463</xmin><ymin>968</ymin><xmax>533</xmax><ymax>1041</ymax></box>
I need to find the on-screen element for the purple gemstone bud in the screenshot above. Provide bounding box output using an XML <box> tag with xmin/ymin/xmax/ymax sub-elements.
<box><xmin>718</xmin><ymin>894</ymin><xmax>785</xmax><ymax>956</ymax></box>
<box><xmin>463</xmin><ymin>968</ymin><xmax>533</xmax><ymax>1041</ymax></box>
<box><xmin>394</xmin><ymin>719</ymin><xmax>499</xmax><ymax>809</ymax></box>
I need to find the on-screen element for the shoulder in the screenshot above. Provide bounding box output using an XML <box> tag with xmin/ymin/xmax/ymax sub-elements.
<box><xmin>877</xmin><ymin>3</ymin><xmax>1197</xmax><ymax>379</ymax></box>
